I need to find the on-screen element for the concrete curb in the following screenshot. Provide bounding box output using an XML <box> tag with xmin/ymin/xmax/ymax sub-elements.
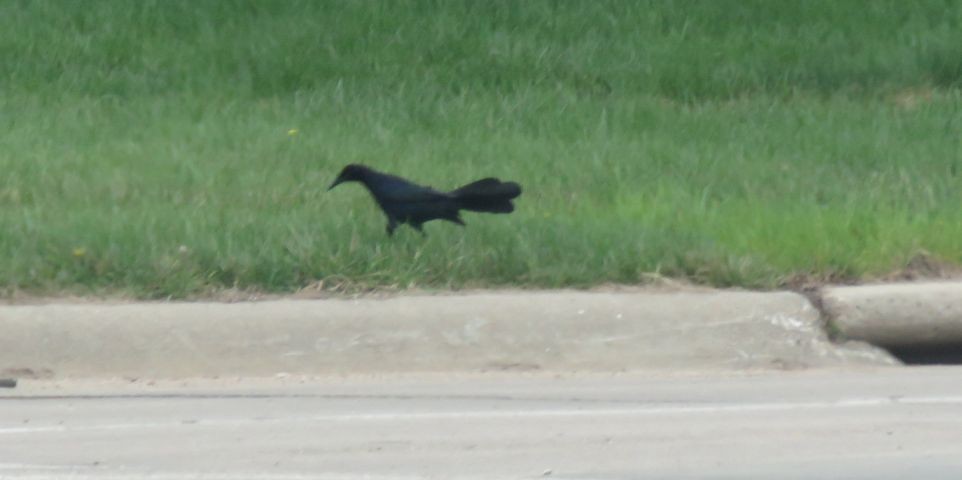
<box><xmin>821</xmin><ymin>282</ymin><xmax>962</xmax><ymax>350</ymax></box>
<box><xmin>0</xmin><ymin>290</ymin><xmax>894</xmax><ymax>379</ymax></box>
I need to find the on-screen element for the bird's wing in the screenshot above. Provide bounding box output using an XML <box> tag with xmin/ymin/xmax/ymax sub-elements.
<box><xmin>373</xmin><ymin>175</ymin><xmax>453</xmax><ymax>203</ymax></box>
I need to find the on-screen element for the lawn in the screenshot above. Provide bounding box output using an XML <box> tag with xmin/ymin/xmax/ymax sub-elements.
<box><xmin>1</xmin><ymin>0</ymin><xmax>961</xmax><ymax>297</ymax></box>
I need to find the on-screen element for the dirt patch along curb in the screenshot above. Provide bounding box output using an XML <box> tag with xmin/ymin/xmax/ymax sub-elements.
<box><xmin>0</xmin><ymin>290</ymin><xmax>895</xmax><ymax>379</ymax></box>
<box><xmin>821</xmin><ymin>282</ymin><xmax>962</xmax><ymax>351</ymax></box>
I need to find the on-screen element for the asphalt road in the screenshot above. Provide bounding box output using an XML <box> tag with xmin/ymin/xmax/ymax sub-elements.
<box><xmin>2</xmin><ymin>367</ymin><xmax>961</xmax><ymax>479</ymax></box>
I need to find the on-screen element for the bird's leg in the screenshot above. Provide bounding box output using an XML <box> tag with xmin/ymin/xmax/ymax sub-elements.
<box><xmin>386</xmin><ymin>217</ymin><xmax>398</xmax><ymax>237</ymax></box>
<box><xmin>443</xmin><ymin>212</ymin><xmax>465</xmax><ymax>227</ymax></box>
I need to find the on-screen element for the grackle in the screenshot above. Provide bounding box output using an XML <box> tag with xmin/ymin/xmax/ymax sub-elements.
<box><xmin>328</xmin><ymin>164</ymin><xmax>522</xmax><ymax>236</ymax></box>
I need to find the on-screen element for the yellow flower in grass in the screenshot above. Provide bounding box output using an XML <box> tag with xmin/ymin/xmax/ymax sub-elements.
<box><xmin>287</xmin><ymin>128</ymin><xmax>299</xmax><ymax>136</ymax></box>
<box><xmin>72</xmin><ymin>247</ymin><xmax>87</xmax><ymax>258</ymax></box>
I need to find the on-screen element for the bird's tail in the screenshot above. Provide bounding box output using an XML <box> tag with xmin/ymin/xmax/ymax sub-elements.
<box><xmin>450</xmin><ymin>178</ymin><xmax>522</xmax><ymax>213</ymax></box>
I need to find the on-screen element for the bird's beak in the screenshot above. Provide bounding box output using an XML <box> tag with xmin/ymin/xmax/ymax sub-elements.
<box><xmin>328</xmin><ymin>177</ymin><xmax>343</xmax><ymax>191</ymax></box>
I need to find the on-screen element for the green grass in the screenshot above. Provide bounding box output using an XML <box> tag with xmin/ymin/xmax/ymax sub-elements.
<box><xmin>1</xmin><ymin>0</ymin><xmax>962</xmax><ymax>297</ymax></box>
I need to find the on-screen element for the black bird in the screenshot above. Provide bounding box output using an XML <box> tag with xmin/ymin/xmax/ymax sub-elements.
<box><xmin>328</xmin><ymin>164</ymin><xmax>522</xmax><ymax>236</ymax></box>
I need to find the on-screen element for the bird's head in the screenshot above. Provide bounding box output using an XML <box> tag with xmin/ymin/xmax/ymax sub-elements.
<box><xmin>328</xmin><ymin>164</ymin><xmax>370</xmax><ymax>191</ymax></box>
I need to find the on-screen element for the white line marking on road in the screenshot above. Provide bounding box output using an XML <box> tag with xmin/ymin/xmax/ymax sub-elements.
<box><xmin>2</xmin><ymin>395</ymin><xmax>961</xmax><ymax>435</ymax></box>
<box><xmin>0</xmin><ymin>464</ymin><xmax>76</xmax><ymax>470</ymax></box>
<box><xmin>0</xmin><ymin>473</ymin><xmax>429</xmax><ymax>480</ymax></box>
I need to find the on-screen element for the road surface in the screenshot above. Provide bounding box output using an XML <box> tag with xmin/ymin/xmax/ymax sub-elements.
<box><xmin>2</xmin><ymin>367</ymin><xmax>961</xmax><ymax>479</ymax></box>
